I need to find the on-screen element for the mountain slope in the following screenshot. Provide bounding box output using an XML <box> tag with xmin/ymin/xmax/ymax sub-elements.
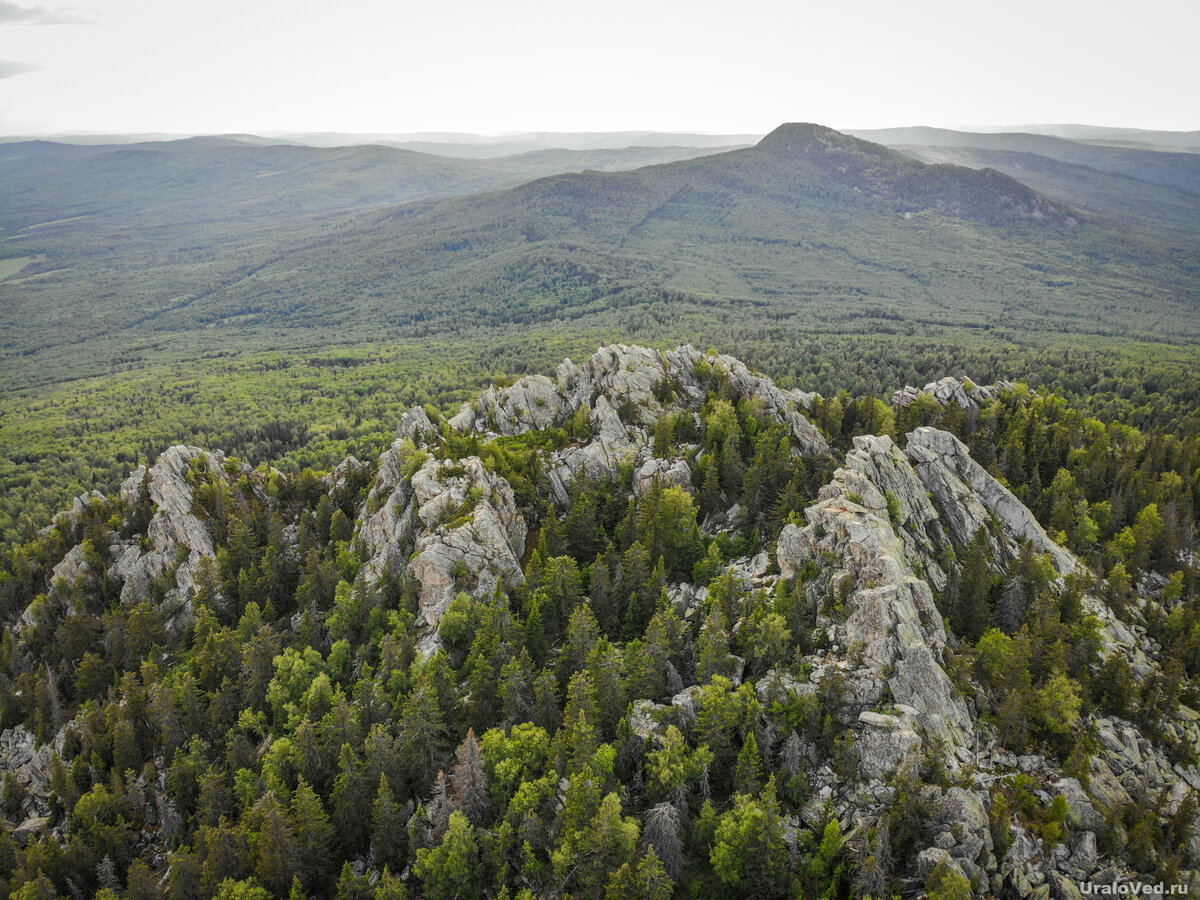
<box><xmin>894</xmin><ymin>144</ymin><xmax>1200</xmax><ymax>229</ymax></box>
<box><xmin>4</xmin><ymin>124</ymin><xmax>1200</xmax><ymax>389</ymax></box>
<box><xmin>0</xmin><ymin>138</ymin><xmax>747</xmax><ymax>231</ymax></box>
<box><xmin>848</xmin><ymin>126</ymin><xmax>1200</xmax><ymax>195</ymax></box>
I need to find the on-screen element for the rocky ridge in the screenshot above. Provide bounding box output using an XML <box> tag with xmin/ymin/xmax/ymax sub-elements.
<box><xmin>450</xmin><ymin>344</ymin><xmax>829</xmax><ymax>503</ymax></box>
<box><xmin>8</xmin><ymin>344</ymin><xmax>1199</xmax><ymax>893</ymax></box>
<box><xmin>892</xmin><ymin>376</ymin><xmax>1018</xmax><ymax>412</ymax></box>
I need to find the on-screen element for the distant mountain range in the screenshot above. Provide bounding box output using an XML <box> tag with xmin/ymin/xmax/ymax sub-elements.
<box><xmin>2</xmin><ymin>122</ymin><xmax>1199</xmax><ymax>387</ymax></box>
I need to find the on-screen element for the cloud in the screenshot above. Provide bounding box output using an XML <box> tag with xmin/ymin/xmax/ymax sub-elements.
<box><xmin>0</xmin><ymin>60</ymin><xmax>39</xmax><ymax>77</ymax></box>
<box><xmin>0</xmin><ymin>1</ymin><xmax>96</xmax><ymax>25</ymax></box>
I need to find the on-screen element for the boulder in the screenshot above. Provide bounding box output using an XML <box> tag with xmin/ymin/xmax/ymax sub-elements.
<box><xmin>633</xmin><ymin>456</ymin><xmax>694</xmax><ymax>498</ymax></box>
<box><xmin>1052</xmin><ymin>777</ymin><xmax>1104</xmax><ymax>832</ymax></box>
<box><xmin>856</xmin><ymin>711</ymin><xmax>922</xmax><ymax>779</ymax></box>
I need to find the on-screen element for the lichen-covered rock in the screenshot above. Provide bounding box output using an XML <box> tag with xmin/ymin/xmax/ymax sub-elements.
<box><xmin>449</xmin><ymin>344</ymin><xmax>829</xmax><ymax>505</ymax></box>
<box><xmin>775</xmin><ymin>523</ymin><xmax>809</xmax><ymax>580</ymax></box>
<box><xmin>358</xmin><ymin>455</ymin><xmax>526</xmax><ymax>656</ymax></box>
<box><xmin>857</xmin><ymin>711</ymin><xmax>922</xmax><ymax>779</ymax></box>
<box><xmin>103</xmin><ymin>445</ymin><xmax>240</xmax><ymax>635</ymax></box>
<box><xmin>797</xmin><ymin>470</ymin><xmax>971</xmax><ymax>752</ymax></box>
<box><xmin>0</xmin><ymin>726</ymin><xmax>59</xmax><ymax>822</ymax></box>
<box><xmin>547</xmin><ymin>395</ymin><xmax>642</xmax><ymax>502</ymax></box>
<box><xmin>396</xmin><ymin>405</ymin><xmax>437</xmax><ymax>445</ymax></box>
<box><xmin>830</xmin><ymin>434</ymin><xmax>952</xmax><ymax>590</ymax></box>
<box><xmin>1052</xmin><ymin>777</ymin><xmax>1104</xmax><ymax>832</ymax></box>
<box><xmin>450</xmin><ymin>374</ymin><xmax>563</xmax><ymax>435</ymax></box>
<box><xmin>891</xmin><ymin>376</ymin><xmax>1017</xmax><ymax>411</ymax></box>
<box><xmin>633</xmin><ymin>456</ymin><xmax>694</xmax><ymax>498</ymax></box>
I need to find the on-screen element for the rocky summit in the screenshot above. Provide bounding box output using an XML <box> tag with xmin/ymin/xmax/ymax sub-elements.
<box><xmin>2</xmin><ymin>343</ymin><xmax>1197</xmax><ymax>898</ymax></box>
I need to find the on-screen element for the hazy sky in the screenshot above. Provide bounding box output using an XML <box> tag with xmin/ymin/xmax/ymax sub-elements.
<box><xmin>0</xmin><ymin>0</ymin><xmax>1196</xmax><ymax>136</ymax></box>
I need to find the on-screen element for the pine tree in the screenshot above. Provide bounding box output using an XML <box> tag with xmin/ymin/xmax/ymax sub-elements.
<box><xmin>247</xmin><ymin>792</ymin><xmax>299</xmax><ymax>898</ymax></box>
<box><xmin>700</xmin><ymin>456</ymin><xmax>723</xmax><ymax>518</ymax></box>
<box><xmin>952</xmin><ymin>528</ymin><xmax>994</xmax><ymax>641</ymax></box>
<box><xmin>414</xmin><ymin>812</ymin><xmax>481</xmax><ymax>900</ymax></box>
<box><xmin>696</xmin><ymin>610</ymin><xmax>733</xmax><ymax>685</ymax></box>
<box><xmin>371</xmin><ymin>774</ymin><xmax>408</xmax><ymax>875</ymax></box>
<box><xmin>290</xmin><ymin>777</ymin><xmax>333</xmax><ymax>892</ymax></box>
<box><xmin>554</xmin><ymin>792</ymin><xmax>639</xmax><ymax>898</ymax></box>
<box><xmin>329</xmin><ymin>745</ymin><xmax>372</xmax><ymax>860</ymax></box>
<box><xmin>397</xmin><ymin>675</ymin><xmax>447</xmax><ymax>797</ymax></box>
<box><xmin>720</xmin><ymin>431</ymin><xmax>744</xmax><ymax>502</ymax></box>
<box><xmin>605</xmin><ymin>848</ymin><xmax>674</xmax><ymax>900</ymax></box>
<box><xmin>733</xmin><ymin>731</ymin><xmax>764</xmax><ymax>796</ymax></box>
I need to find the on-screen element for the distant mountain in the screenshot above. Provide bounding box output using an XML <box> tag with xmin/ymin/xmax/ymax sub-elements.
<box><xmin>893</xmin><ymin>144</ymin><xmax>1200</xmax><ymax>228</ymax></box>
<box><xmin>0</xmin><ymin>138</ymin><xmax>748</xmax><ymax>233</ymax></box>
<box><xmin>8</xmin><ymin>121</ymin><xmax>1200</xmax><ymax>389</ymax></box>
<box><xmin>848</xmin><ymin>126</ymin><xmax>1200</xmax><ymax>195</ymax></box>
<box><xmin>274</xmin><ymin>129</ymin><xmax>762</xmax><ymax>156</ymax></box>
<box><xmin>979</xmin><ymin>123</ymin><xmax>1200</xmax><ymax>151</ymax></box>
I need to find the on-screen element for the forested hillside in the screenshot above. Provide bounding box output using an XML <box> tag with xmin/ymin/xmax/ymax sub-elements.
<box><xmin>1</xmin><ymin>346</ymin><xmax>1198</xmax><ymax>898</ymax></box>
<box><xmin>4</xmin><ymin>123</ymin><xmax>1200</xmax><ymax>551</ymax></box>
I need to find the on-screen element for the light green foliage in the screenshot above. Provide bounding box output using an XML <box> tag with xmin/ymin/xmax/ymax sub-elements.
<box><xmin>213</xmin><ymin>879</ymin><xmax>273</xmax><ymax>900</ymax></box>
<box><xmin>553</xmin><ymin>792</ymin><xmax>639</xmax><ymax>898</ymax></box>
<box><xmin>926</xmin><ymin>861</ymin><xmax>972</xmax><ymax>900</ymax></box>
<box><xmin>710</xmin><ymin>782</ymin><xmax>789</xmax><ymax>898</ymax></box>
<box><xmin>604</xmin><ymin>848</ymin><xmax>673</xmax><ymax>900</ymax></box>
<box><xmin>266</xmin><ymin>647</ymin><xmax>325</xmax><ymax>728</ymax></box>
<box><xmin>414</xmin><ymin>812</ymin><xmax>481</xmax><ymax>900</ymax></box>
<box><xmin>481</xmin><ymin>723</ymin><xmax>552</xmax><ymax>807</ymax></box>
<box><xmin>645</xmin><ymin>725</ymin><xmax>713</xmax><ymax>802</ymax></box>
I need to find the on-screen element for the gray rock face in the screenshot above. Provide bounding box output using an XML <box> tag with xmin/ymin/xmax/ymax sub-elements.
<box><xmin>633</xmin><ymin>456</ymin><xmax>694</xmax><ymax>498</ymax></box>
<box><xmin>891</xmin><ymin>376</ymin><xmax>1017</xmax><ymax>411</ymax></box>
<box><xmin>450</xmin><ymin>375</ymin><xmax>563</xmax><ymax>435</ymax></box>
<box><xmin>857</xmin><ymin>711</ymin><xmax>922</xmax><ymax>779</ymax></box>
<box><xmin>0</xmin><ymin>726</ymin><xmax>58</xmax><ymax>822</ymax></box>
<box><xmin>547</xmin><ymin>395</ymin><xmax>643</xmax><ymax>502</ymax></box>
<box><xmin>358</xmin><ymin>455</ymin><xmax>526</xmax><ymax>656</ymax></box>
<box><xmin>449</xmin><ymin>344</ymin><xmax>829</xmax><ymax>505</ymax></box>
<box><xmin>1052</xmin><ymin>777</ymin><xmax>1104</xmax><ymax>832</ymax></box>
<box><xmin>102</xmin><ymin>446</ymin><xmax>239</xmax><ymax>634</ymax></box>
<box><xmin>903</xmin><ymin>428</ymin><xmax>1149</xmax><ymax>672</ymax></box>
<box><xmin>831</xmin><ymin>434</ymin><xmax>952</xmax><ymax>591</ymax></box>
<box><xmin>782</xmin><ymin>438</ymin><xmax>972</xmax><ymax>755</ymax></box>
<box><xmin>905</xmin><ymin>427</ymin><xmax>1076</xmax><ymax>574</ymax></box>
<box><xmin>396</xmin><ymin>405</ymin><xmax>437</xmax><ymax>445</ymax></box>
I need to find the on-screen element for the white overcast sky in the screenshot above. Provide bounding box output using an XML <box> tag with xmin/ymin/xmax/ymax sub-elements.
<box><xmin>0</xmin><ymin>0</ymin><xmax>1196</xmax><ymax>136</ymax></box>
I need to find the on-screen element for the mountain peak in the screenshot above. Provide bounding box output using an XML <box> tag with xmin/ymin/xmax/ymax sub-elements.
<box><xmin>755</xmin><ymin>122</ymin><xmax>874</xmax><ymax>154</ymax></box>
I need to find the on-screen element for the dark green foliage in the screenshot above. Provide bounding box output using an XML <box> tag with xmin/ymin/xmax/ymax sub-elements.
<box><xmin>1</xmin><ymin>339</ymin><xmax>1199</xmax><ymax>899</ymax></box>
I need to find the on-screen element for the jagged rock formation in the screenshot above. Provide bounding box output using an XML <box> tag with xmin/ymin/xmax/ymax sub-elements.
<box><xmin>111</xmin><ymin>446</ymin><xmax>250</xmax><ymax>635</ymax></box>
<box><xmin>892</xmin><ymin>375</ymin><xmax>1017</xmax><ymax>411</ymax></box>
<box><xmin>9</xmin><ymin>348</ymin><xmax>1200</xmax><ymax>895</ymax></box>
<box><xmin>450</xmin><ymin>344</ymin><xmax>828</xmax><ymax>502</ymax></box>
<box><xmin>906</xmin><ymin>427</ymin><xmax>1076</xmax><ymax>574</ymax></box>
<box><xmin>358</xmin><ymin>453</ymin><xmax>526</xmax><ymax>655</ymax></box>
<box><xmin>0</xmin><ymin>726</ymin><xmax>57</xmax><ymax>828</ymax></box>
<box><xmin>24</xmin><ymin>446</ymin><xmax>242</xmax><ymax>636</ymax></box>
<box><xmin>777</xmin><ymin>433</ymin><xmax>972</xmax><ymax>758</ymax></box>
